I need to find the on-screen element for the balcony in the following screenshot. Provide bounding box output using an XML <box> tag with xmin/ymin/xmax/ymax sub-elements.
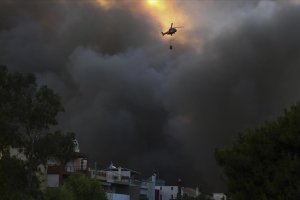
<box><xmin>65</xmin><ymin>165</ymin><xmax>88</xmax><ymax>173</ymax></box>
<box><xmin>91</xmin><ymin>170</ymin><xmax>107</xmax><ymax>180</ymax></box>
<box><xmin>90</xmin><ymin>170</ymin><xmax>140</xmax><ymax>186</ymax></box>
<box><xmin>47</xmin><ymin>165</ymin><xmax>88</xmax><ymax>175</ymax></box>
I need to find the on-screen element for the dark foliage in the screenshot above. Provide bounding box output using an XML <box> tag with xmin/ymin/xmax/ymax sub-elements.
<box><xmin>0</xmin><ymin>66</ymin><xmax>76</xmax><ymax>199</ymax></box>
<box><xmin>216</xmin><ymin>103</ymin><xmax>300</xmax><ymax>200</ymax></box>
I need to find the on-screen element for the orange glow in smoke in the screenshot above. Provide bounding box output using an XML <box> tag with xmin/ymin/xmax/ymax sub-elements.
<box><xmin>144</xmin><ymin>0</ymin><xmax>187</xmax><ymax>35</ymax></box>
<box><xmin>147</xmin><ymin>0</ymin><xmax>158</xmax><ymax>5</ymax></box>
<box><xmin>146</xmin><ymin>0</ymin><xmax>165</xmax><ymax>11</ymax></box>
<box><xmin>95</xmin><ymin>0</ymin><xmax>202</xmax><ymax>52</ymax></box>
<box><xmin>143</xmin><ymin>0</ymin><xmax>199</xmax><ymax>50</ymax></box>
<box><xmin>96</xmin><ymin>0</ymin><xmax>115</xmax><ymax>10</ymax></box>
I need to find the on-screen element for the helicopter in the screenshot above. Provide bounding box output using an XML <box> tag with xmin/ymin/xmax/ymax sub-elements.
<box><xmin>161</xmin><ymin>23</ymin><xmax>183</xmax><ymax>36</ymax></box>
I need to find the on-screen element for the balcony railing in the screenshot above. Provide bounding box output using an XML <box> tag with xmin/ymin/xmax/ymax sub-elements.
<box><xmin>47</xmin><ymin>165</ymin><xmax>88</xmax><ymax>174</ymax></box>
<box><xmin>89</xmin><ymin>170</ymin><xmax>140</xmax><ymax>186</ymax></box>
<box><xmin>65</xmin><ymin>165</ymin><xmax>88</xmax><ymax>172</ymax></box>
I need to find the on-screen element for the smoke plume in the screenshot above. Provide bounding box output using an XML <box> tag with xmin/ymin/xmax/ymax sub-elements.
<box><xmin>1</xmin><ymin>0</ymin><xmax>300</xmax><ymax>191</ymax></box>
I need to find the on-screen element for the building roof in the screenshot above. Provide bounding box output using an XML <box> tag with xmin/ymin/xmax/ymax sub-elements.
<box><xmin>104</xmin><ymin>162</ymin><xmax>141</xmax><ymax>175</ymax></box>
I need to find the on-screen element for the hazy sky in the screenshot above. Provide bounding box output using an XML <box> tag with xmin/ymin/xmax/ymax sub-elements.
<box><xmin>1</xmin><ymin>0</ymin><xmax>300</xmax><ymax>191</ymax></box>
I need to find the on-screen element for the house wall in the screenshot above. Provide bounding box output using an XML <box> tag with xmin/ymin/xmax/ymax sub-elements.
<box><xmin>140</xmin><ymin>175</ymin><xmax>156</xmax><ymax>200</ymax></box>
<box><xmin>212</xmin><ymin>193</ymin><xmax>227</xmax><ymax>200</ymax></box>
<box><xmin>155</xmin><ymin>186</ymin><xmax>181</xmax><ymax>200</ymax></box>
<box><xmin>129</xmin><ymin>185</ymin><xmax>140</xmax><ymax>200</ymax></box>
<box><xmin>64</xmin><ymin>157</ymin><xmax>88</xmax><ymax>172</ymax></box>
<box><xmin>107</xmin><ymin>193</ymin><xmax>130</xmax><ymax>200</ymax></box>
<box><xmin>47</xmin><ymin>174</ymin><xmax>60</xmax><ymax>187</ymax></box>
<box><xmin>107</xmin><ymin>184</ymin><xmax>130</xmax><ymax>195</ymax></box>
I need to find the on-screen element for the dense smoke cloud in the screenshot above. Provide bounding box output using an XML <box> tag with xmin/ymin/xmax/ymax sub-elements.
<box><xmin>1</xmin><ymin>0</ymin><xmax>300</xmax><ymax>191</ymax></box>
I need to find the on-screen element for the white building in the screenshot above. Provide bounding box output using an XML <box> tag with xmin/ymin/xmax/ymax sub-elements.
<box><xmin>90</xmin><ymin>163</ymin><xmax>140</xmax><ymax>200</ymax></box>
<box><xmin>155</xmin><ymin>186</ymin><xmax>183</xmax><ymax>200</ymax></box>
<box><xmin>107</xmin><ymin>193</ymin><xmax>130</xmax><ymax>200</ymax></box>
<box><xmin>46</xmin><ymin>139</ymin><xmax>89</xmax><ymax>187</ymax></box>
<box><xmin>140</xmin><ymin>174</ymin><xmax>156</xmax><ymax>200</ymax></box>
<box><xmin>212</xmin><ymin>193</ymin><xmax>227</xmax><ymax>200</ymax></box>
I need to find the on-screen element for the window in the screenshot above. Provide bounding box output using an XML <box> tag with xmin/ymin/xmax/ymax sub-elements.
<box><xmin>171</xmin><ymin>187</ymin><xmax>173</xmax><ymax>190</ymax></box>
<box><xmin>160</xmin><ymin>187</ymin><xmax>162</xmax><ymax>190</ymax></box>
<box><xmin>171</xmin><ymin>195</ymin><xmax>174</xmax><ymax>199</ymax></box>
<box><xmin>160</xmin><ymin>195</ymin><xmax>162</xmax><ymax>200</ymax></box>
